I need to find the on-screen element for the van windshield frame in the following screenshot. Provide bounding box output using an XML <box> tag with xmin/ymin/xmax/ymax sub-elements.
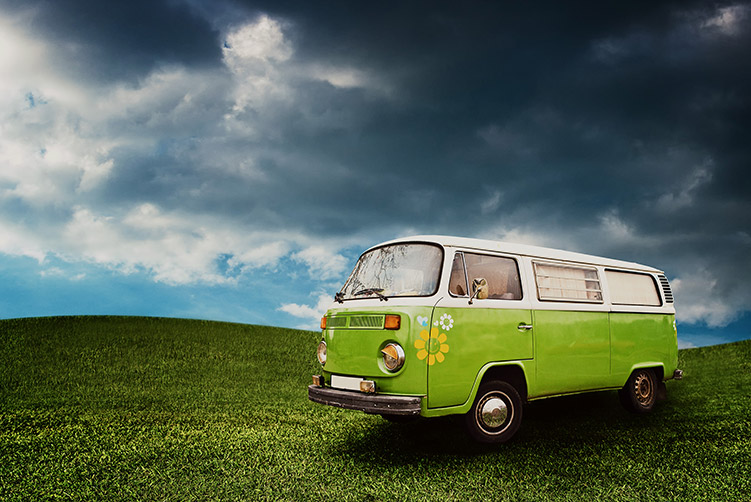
<box><xmin>338</xmin><ymin>242</ymin><xmax>444</xmax><ymax>300</ymax></box>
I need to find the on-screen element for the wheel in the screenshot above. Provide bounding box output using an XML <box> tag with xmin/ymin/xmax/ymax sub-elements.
<box><xmin>380</xmin><ymin>414</ymin><xmax>417</xmax><ymax>423</ymax></box>
<box><xmin>619</xmin><ymin>368</ymin><xmax>657</xmax><ymax>413</ymax></box>
<box><xmin>464</xmin><ymin>380</ymin><xmax>522</xmax><ymax>443</ymax></box>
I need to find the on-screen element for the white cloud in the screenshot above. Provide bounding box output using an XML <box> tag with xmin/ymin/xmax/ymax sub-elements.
<box><xmin>224</xmin><ymin>15</ymin><xmax>292</xmax><ymax>64</ymax></box>
<box><xmin>677</xmin><ymin>339</ymin><xmax>697</xmax><ymax>349</ymax></box>
<box><xmin>303</xmin><ymin>63</ymin><xmax>393</xmax><ymax>95</ymax></box>
<box><xmin>483</xmin><ymin>226</ymin><xmax>556</xmax><ymax>248</ymax></box>
<box><xmin>292</xmin><ymin>246</ymin><xmax>349</xmax><ymax>281</ymax></box>
<box><xmin>0</xmin><ymin>11</ymin><xmax>387</xmax><ymax>288</ymax></box>
<box><xmin>591</xmin><ymin>4</ymin><xmax>750</xmax><ymax>65</ymax></box>
<box><xmin>656</xmin><ymin>162</ymin><xmax>713</xmax><ymax>211</ymax></box>
<box><xmin>700</xmin><ymin>4</ymin><xmax>749</xmax><ymax>36</ymax></box>
<box><xmin>598</xmin><ymin>210</ymin><xmax>633</xmax><ymax>242</ymax></box>
<box><xmin>59</xmin><ymin>205</ymin><xmax>301</xmax><ymax>284</ymax></box>
<box><xmin>671</xmin><ymin>270</ymin><xmax>746</xmax><ymax>328</ymax></box>
<box><xmin>480</xmin><ymin>190</ymin><xmax>502</xmax><ymax>215</ymax></box>
<box><xmin>278</xmin><ymin>292</ymin><xmax>334</xmax><ymax>330</ymax></box>
<box><xmin>222</xmin><ymin>15</ymin><xmax>294</xmax><ymax>122</ymax></box>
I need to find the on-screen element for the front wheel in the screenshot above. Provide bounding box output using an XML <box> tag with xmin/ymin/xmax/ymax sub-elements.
<box><xmin>464</xmin><ymin>380</ymin><xmax>522</xmax><ymax>443</ymax></box>
<box><xmin>619</xmin><ymin>368</ymin><xmax>657</xmax><ymax>413</ymax></box>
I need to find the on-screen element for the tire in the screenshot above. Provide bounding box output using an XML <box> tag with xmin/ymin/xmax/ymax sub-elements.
<box><xmin>464</xmin><ymin>380</ymin><xmax>522</xmax><ymax>444</ymax></box>
<box><xmin>619</xmin><ymin>368</ymin><xmax>657</xmax><ymax>413</ymax></box>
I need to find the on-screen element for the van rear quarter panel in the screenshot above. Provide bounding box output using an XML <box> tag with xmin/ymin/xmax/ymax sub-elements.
<box><xmin>610</xmin><ymin>312</ymin><xmax>677</xmax><ymax>383</ymax></box>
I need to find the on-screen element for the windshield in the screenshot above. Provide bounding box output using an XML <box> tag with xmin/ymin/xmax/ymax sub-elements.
<box><xmin>338</xmin><ymin>243</ymin><xmax>443</xmax><ymax>300</ymax></box>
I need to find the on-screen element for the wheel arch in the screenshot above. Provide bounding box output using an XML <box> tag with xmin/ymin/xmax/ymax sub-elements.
<box><xmin>625</xmin><ymin>362</ymin><xmax>665</xmax><ymax>385</ymax></box>
<box><xmin>476</xmin><ymin>362</ymin><xmax>529</xmax><ymax>402</ymax></box>
<box><xmin>422</xmin><ymin>361</ymin><xmax>530</xmax><ymax>418</ymax></box>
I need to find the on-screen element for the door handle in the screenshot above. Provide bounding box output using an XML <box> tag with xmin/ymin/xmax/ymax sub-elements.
<box><xmin>517</xmin><ymin>323</ymin><xmax>533</xmax><ymax>331</ymax></box>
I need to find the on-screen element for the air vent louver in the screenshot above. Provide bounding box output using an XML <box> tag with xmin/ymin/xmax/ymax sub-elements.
<box><xmin>658</xmin><ymin>275</ymin><xmax>674</xmax><ymax>303</ymax></box>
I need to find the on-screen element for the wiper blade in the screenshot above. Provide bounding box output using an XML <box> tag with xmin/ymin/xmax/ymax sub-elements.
<box><xmin>353</xmin><ymin>288</ymin><xmax>388</xmax><ymax>301</ymax></box>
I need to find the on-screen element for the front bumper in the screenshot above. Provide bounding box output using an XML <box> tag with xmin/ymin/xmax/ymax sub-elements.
<box><xmin>308</xmin><ymin>385</ymin><xmax>422</xmax><ymax>416</ymax></box>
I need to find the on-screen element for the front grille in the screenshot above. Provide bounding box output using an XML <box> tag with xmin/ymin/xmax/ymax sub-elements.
<box><xmin>658</xmin><ymin>275</ymin><xmax>674</xmax><ymax>303</ymax></box>
<box><xmin>324</xmin><ymin>314</ymin><xmax>386</xmax><ymax>330</ymax></box>
<box><xmin>348</xmin><ymin>315</ymin><xmax>385</xmax><ymax>329</ymax></box>
<box><xmin>327</xmin><ymin>316</ymin><xmax>348</xmax><ymax>328</ymax></box>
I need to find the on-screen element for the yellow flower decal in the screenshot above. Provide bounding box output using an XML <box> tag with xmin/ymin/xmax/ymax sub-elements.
<box><xmin>415</xmin><ymin>327</ymin><xmax>450</xmax><ymax>365</ymax></box>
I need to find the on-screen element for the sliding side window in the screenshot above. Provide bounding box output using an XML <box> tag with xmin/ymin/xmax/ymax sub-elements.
<box><xmin>534</xmin><ymin>262</ymin><xmax>603</xmax><ymax>302</ymax></box>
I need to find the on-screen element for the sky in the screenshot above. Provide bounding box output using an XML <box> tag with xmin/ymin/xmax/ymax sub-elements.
<box><xmin>0</xmin><ymin>0</ymin><xmax>749</xmax><ymax>348</ymax></box>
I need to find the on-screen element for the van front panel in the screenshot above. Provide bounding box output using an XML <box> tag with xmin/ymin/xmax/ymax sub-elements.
<box><xmin>322</xmin><ymin>306</ymin><xmax>431</xmax><ymax>396</ymax></box>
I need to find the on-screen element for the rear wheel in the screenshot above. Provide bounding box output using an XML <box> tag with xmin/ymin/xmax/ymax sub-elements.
<box><xmin>464</xmin><ymin>380</ymin><xmax>522</xmax><ymax>443</ymax></box>
<box><xmin>619</xmin><ymin>368</ymin><xmax>657</xmax><ymax>413</ymax></box>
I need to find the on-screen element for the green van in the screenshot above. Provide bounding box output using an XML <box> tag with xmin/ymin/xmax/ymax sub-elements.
<box><xmin>308</xmin><ymin>235</ymin><xmax>682</xmax><ymax>443</ymax></box>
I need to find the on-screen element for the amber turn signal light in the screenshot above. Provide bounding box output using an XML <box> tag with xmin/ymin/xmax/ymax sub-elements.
<box><xmin>320</xmin><ymin>316</ymin><xmax>327</xmax><ymax>330</ymax></box>
<box><xmin>384</xmin><ymin>314</ymin><xmax>401</xmax><ymax>330</ymax></box>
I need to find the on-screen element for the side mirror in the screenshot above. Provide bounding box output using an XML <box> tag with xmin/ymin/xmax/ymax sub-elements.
<box><xmin>469</xmin><ymin>277</ymin><xmax>488</xmax><ymax>305</ymax></box>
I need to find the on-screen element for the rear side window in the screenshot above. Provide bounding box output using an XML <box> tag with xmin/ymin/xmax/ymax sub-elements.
<box><xmin>606</xmin><ymin>270</ymin><xmax>661</xmax><ymax>306</ymax></box>
<box><xmin>450</xmin><ymin>252</ymin><xmax>522</xmax><ymax>300</ymax></box>
<box><xmin>534</xmin><ymin>262</ymin><xmax>603</xmax><ymax>302</ymax></box>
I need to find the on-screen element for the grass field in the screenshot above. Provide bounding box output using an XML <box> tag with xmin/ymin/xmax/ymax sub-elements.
<box><xmin>1</xmin><ymin>316</ymin><xmax>749</xmax><ymax>501</ymax></box>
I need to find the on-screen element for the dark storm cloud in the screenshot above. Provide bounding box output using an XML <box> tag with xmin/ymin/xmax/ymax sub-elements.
<box><xmin>1</xmin><ymin>0</ymin><xmax>749</xmax><ymax>329</ymax></box>
<box><xmin>191</xmin><ymin>0</ymin><xmax>749</xmax><ymax>241</ymax></box>
<box><xmin>0</xmin><ymin>0</ymin><xmax>222</xmax><ymax>81</ymax></box>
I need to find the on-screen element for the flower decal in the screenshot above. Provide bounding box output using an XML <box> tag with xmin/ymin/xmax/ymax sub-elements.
<box><xmin>439</xmin><ymin>313</ymin><xmax>454</xmax><ymax>331</ymax></box>
<box><xmin>415</xmin><ymin>327</ymin><xmax>450</xmax><ymax>365</ymax></box>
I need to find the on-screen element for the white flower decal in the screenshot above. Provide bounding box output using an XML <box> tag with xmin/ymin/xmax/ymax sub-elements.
<box><xmin>439</xmin><ymin>313</ymin><xmax>454</xmax><ymax>331</ymax></box>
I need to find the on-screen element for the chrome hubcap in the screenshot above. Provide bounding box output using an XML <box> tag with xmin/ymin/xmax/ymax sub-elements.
<box><xmin>480</xmin><ymin>396</ymin><xmax>508</xmax><ymax>428</ymax></box>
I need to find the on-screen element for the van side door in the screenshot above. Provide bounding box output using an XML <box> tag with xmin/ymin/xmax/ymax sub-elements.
<box><xmin>527</xmin><ymin>260</ymin><xmax>612</xmax><ymax>395</ymax></box>
<box><xmin>426</xmin><ymin>251</ymin><xmax>533</xmax><ymax>409</ymax></box>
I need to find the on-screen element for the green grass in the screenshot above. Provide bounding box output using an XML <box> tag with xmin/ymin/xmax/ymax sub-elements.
<box><xmin>1</xmin><ymin>316</ymin><xmax>749</xmax><ymax>501</ymax></box>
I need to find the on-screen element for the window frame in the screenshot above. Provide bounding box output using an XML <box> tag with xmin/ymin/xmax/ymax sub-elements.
<box><xmin>533</xmin><ymin>260</ymin><xmax>604</xmax><ymax>304</ymax></box>
<box><xmin>448</xmin><ymin>252</ymin><xmax>470</xmax><ymax>298</ymax></box>
<box><xmin>338</xmin><ymin>241</ymin><xmax>445</xmax><ymax>300</ymax></box>
<box><xmin>448</xmin><ymin>251</ymin><xmax>524</xmax><ymax>301</ymax></box>
<box><xmin>605</xmin><ymin>269</ymin><xmax>663</xmax><ymax>307</ymax></box>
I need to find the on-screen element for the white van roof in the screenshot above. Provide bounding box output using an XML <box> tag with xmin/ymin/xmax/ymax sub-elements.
<box><xmin>374</xmin><ymin>235</ymin><xmax>663</xmax><ymax>274</ymax></box>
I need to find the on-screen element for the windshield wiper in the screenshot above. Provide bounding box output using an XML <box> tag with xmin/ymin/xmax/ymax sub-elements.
<box><xmin>334</xmin><ymin>291</ymin><xmax>344</xmax><ymax>304</ymax></box>
<box><xmin>353</xmin><ymin>288</ymin><xmax>388</xmax><ymax>301</ymax></box>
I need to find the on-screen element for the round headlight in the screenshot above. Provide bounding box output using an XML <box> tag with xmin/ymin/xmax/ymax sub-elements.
<box><xmin>381</xmin><ymin>343</ymin><xmax>405</xmax><ymax>372</ymax></box>
<box><xmin>316</xmin><ymin>340</ymin><xmax>327</xmax><ymax>365</ymax></box>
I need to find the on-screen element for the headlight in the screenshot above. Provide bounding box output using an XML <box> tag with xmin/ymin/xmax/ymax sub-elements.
<box><xmin>316</xmin><ymin>340</ymin><xmax>327</xmax><ymax>365</ymax></box>
<box><xmin>381</xmin><ymin>342</ymin><xmax>405</xmax><ymax>372</ymax></box>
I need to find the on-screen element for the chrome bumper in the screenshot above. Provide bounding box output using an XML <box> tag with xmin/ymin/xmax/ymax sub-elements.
<box><xmin>308</xmin><ymin>385</ymin><xmax>422</xmax><ymax>416</ymax></box>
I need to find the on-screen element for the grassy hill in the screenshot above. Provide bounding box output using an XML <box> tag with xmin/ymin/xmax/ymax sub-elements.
<box><xmin>1</xmin><ymin>316</ymin><xmax>749</xmax><ymax>501</ymax></box>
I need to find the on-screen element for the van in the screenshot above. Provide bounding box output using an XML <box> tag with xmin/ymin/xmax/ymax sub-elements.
<box><xmin>308</xmin><ymin>235</ymin><xmax>682</xmax><ymax>443</ymax></box>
